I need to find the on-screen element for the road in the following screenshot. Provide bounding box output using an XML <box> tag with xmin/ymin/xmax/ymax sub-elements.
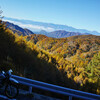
<box><xmin>0</xmin><ymin>89</ymin><xmax>61</xmax><ymax>100</ymax></box>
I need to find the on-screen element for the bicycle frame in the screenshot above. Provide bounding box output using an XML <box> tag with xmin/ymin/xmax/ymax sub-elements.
<box><xmin>0</xmin><ymin>70</ymin><xmax>19</xmax><ymax>87</ymax></box>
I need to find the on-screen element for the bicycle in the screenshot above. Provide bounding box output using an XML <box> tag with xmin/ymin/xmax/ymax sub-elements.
<box><xmin>0</xmin><ymin>69</ymin><xmax>19</xmax><ymax>99</ymax></box>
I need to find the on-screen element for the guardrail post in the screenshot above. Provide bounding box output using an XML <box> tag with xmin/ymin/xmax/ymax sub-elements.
<box><xmin>69</xmin><ymin>96</ymin><xmax>72</xmax><ymax>100</ymax></box>
<box><xmin>12</xmin><ymin>75</ymin><xmax>100</xmax><ymax>100</ymax></box>
<box><xmin>29</xmin><ymin>86</ymin><xmax>32</xmax><ymax>93</ymax></box>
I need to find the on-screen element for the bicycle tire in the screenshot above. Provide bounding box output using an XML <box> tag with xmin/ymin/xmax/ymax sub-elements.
<box><xmin>5</xmin><ymin>83</ymin><xmax>19</xmax><ymax>99</ymax></box>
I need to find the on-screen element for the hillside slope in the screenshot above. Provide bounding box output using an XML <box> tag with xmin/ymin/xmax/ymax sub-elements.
<box><xmin>26</xmin><ymin>34</ymin><xmax>100</xmax><ymax>58</ymax></box>
<box><xmin>0</xmin><ymin>20</ymin><xmax>67</xmax><ymax>86</ymax></box>
<box><xmin>0</xmin><ymin>20</ymin><xmax>100</xmax><ymax>94</ymax></box>
<box><xmin>6</xmin><ymin>21</ymin><xmax>34</xmax><ymax>36</ymax></box>
<box><xmin>25</xmin><ymin>34</ymin><xmax>100</xmax><ymax>94</ymax></box>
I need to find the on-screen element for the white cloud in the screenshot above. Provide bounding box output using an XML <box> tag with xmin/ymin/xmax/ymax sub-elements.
<box><xmin>3</xmin><ymin>19</ymin><xmax>55</xmax><ymax>32</ymax></box>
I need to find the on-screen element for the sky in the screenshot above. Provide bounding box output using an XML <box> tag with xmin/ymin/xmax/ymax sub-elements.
<box><xmin>0</xmin><ymin>0</ymin><xmax>100</xmax><ymax>32</ymax></box>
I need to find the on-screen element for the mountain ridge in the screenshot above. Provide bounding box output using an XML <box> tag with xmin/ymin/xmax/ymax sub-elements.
<box><xmin>5</xmin><ymin>21</ymin><xmax>90</xmax><ymax>38</ymax></box>
<box><xmin>4</xmin><ymin>17</ymin><xmax>100</xmax><ymax>36</ymax></box>
<box><xmin>46</xmin><ymin>30</ymin><xmax>89</xmax><ymax>38</ymax></box>
<box><xmin>5</xmin><ymin>21</ymin><xmax>34</xmax><ymax>36</ymax></box>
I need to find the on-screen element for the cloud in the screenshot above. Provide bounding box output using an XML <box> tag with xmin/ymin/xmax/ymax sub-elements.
<box><xmin>3</xmin><ymin>19</ymin><xmax>55</xmax><ymax>32</ymax></box>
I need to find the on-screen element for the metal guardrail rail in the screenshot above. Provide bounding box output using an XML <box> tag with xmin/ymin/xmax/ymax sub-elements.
<box><xmin>12</xmin><ymin>75</ymin><xmax>100</xmax><ymax>100</ymax></box>
<box><xmin>0</xmin><ymin>94</ymin><xmax>16</xmax><ymax>100</ymax></box>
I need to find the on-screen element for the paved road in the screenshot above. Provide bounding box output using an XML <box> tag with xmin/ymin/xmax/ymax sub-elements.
<box><xmin>0</xmin><ymin>89</ymin><xmax>61</xmax><ymax>100</ymax></box>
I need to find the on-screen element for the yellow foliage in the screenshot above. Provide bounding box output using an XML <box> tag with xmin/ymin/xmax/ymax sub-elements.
<box><xmin>58</xmin><ymin>66</ymin><xmax>62</xmax><ymax>71</ymax></box>
<box><xmin>48</xmin><ymin>57</ymin><xmax>52</xmax><ymax>63</ymax></box>
<box><xmin>67</xmin><ymin>73</ymin><xmax>72</xmax><ymax>78</ymax></box>
<box><xmin>97</xmin><ymin>88</ymin><xmax>100</xmax><ymax>94</ymax></box>
<box><xmin>77</xmin><ymin>67</ymin><xmax>84</xmax><ymax>73</ymax></box>
<box><xmin>74</xmin><ymin>75</ymin><xmax>83</xmax><ymax>85</ymax></box>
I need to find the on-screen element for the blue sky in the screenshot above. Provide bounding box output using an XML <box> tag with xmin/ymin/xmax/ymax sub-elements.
<box><xmin>0</xmin><ymin>0</ymin><xmax>100</xmax><ymax>32</ymax></box>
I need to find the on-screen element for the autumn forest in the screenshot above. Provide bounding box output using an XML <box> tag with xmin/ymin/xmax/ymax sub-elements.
<box><xmin>0</xmin><ymin>18</ymin><xmax>100</xmax><ymax>95</ymax></box>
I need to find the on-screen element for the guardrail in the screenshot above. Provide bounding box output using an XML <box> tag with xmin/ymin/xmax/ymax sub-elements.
<box><xmin>12</xmin><ymin>75</ymin><xmax>100</xmax><ymax>100</ymax></box>
<box><xmin>0</xmin><ymin>94</ymin><xmax>16</xmax><ymax>100</ymax></box>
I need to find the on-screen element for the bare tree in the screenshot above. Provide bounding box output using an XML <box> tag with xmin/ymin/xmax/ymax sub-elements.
<box><xmin>0</xmin><ymin>7</ymin><xmax>3</xmax><ymax>20</ymax></box>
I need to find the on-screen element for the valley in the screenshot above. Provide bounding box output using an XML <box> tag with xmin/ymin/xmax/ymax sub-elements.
<box><xmin>0</xmin><ymin>20</ymin><xmax>100</xmax><ymax>95</ymax></box>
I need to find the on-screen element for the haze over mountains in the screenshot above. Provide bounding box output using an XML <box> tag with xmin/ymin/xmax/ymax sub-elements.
<box><xmin>5</xmin><ymin>21</ymin><xmax>90</xmax><ymax>38</ymax></box>
<box><xmin>4</xmin><ymin>17</ymin><xmax>100</xmax><ymax>36</ymax></box>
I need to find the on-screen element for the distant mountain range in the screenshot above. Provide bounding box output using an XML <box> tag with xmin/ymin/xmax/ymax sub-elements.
<box><xmin>3</xmin><ymin>17</ymin><xmax>100</xmax><ymax>36</ymax></box>
<box><xmin>49</xmin><ymin>30</ymin><xmax>89</xmax><ymax>38</ymax></box>
<box><xmin>5</xmin><ymin>21</ymin><xmax>90</xmax><ymax>38</ymax></box>
<box><xmin>36</xmin><ymin>30</ymin><xmax>89</xmax><ymax>38</ymax></box>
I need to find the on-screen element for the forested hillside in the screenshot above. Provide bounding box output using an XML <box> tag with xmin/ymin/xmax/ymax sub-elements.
<box><xmin>26</xmin><ymin>34</ymin><xmax>100</xmax><ymax>59</ymax></box>
<box><xmin>25</xmin><ymin>34</ymin><xmax>100</xmax><ymax>94</ymax></box>
<box><xmin>0</xmin><ymin>20</ymin><xmax>100</xmax><ymax>94</ymax></box>
<box><xmin>0</xmin><ymin>20</ymin><xmax>67</xmax><ymax>86</ymax></box>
